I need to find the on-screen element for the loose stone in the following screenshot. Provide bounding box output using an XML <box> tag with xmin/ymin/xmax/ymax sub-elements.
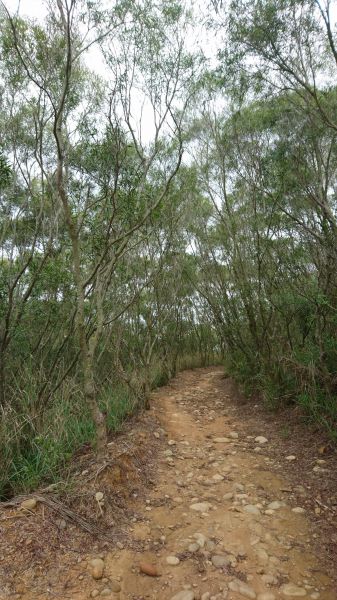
<box><xmin>229</xmin><ymin>580</ymin><xmax>256</xmax><ymax>598</ymax></box>
<box><xmin>292</xmin><ymin>507</ymin><xmax>306</xmax><ymax>514</ymax></box>
<box><xmin>89</xmin><ymin>558</ymin><xmax>105</xmax><ymax>580</ymax></box>
<box><xmin>261</xmin><ymin>575</ymin><xmax>278</xmax><ymax>585</ymax></box>
<box><xmin>170</xmin><ymin>592</ymin><xmax>195</xmax><ymax>600</ymax></box>
<box><xmin>139</xmin><ymin>562</ymin><xmax>160</xmax><ymax>577</ymax></box>
<box><xmin>166</xmin><ymin>556</ymin><xmax>180</xmax><ymax>566</ymax></box>
<box><xmin>193</xmin><ymin>533</ymin><xmax>207</xmax><ymax>547</ymax></box>
<box><xmin>267</xmin><ymin>501</ymin><xmax>284</xmax><ymax>510</ymax></box>
<box><xmin>110</xmin><ymin>581</ymin><xmax>122</xmax><ymax>593</ymax></box>
<box><xmin>190</xmin><ymin>502</ymin><xmax>212</xmax><ymax>512</ymax></box>
<box><xmin>243</xmin><ymin>504</ymin><xmax>261</xmax><ymax>516</ymax></box>
<box><xmin>205</xmin><ymin>540</ymin><xmax>216</xmax><ymax>551</ymax></box>
<box><xmin>188</xmin><ymin>543</ymin><xmax>200</xmax><ymax>553</ymax></box>
<box><xmin>233</xmin><ymin>483</ymin><xmax>245</xmax><ymax>492</ymax></box>
<box><xmin>281</xmin><ymin>583</ymin><xmax>307</xmax><ymax>597</ymax></box>
<box><xmin>211</xmin><ymin>555</ymin><xmax>230</xmax><ymax>568</ymax></box>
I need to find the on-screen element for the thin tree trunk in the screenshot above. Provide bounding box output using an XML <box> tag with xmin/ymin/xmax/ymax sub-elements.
<box><xmin>52</xmin><ymin>15</ymin><xmax>107</xmax><ymax>455</ymax></box>
<box><xmin>0</xmin><ymin>349</ymin><xmax>5</xmax><ymax>407</ymax></box>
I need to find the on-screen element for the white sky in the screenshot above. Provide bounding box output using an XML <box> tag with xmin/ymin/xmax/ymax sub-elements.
<box><xmin>6</xmin><ymin>0</ymin><xmax>47</xmax><ymax>18</ymax></box>
<box><xmin>3</xmin><ymin>0</ymin><xmax>219</xmax><ymax>145</ymax></box>
<box><xmin>4</xmin><ymin>0</ymin><xmax>114</xmax><ymax>75</ymax></box>
<box><xmin>4</xmin><ymin>0</ymin><xmax>219</xmax><ymax>71</ymax></box>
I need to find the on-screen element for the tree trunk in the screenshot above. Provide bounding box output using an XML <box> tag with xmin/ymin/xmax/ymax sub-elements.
<box><xmin>0</xmin><ymin>349</ymin><xmax>5</xmax><ymax>407</ymax></box>
<box><xmin>83</xmin><ymin>358</ymin><xmax>107</xmax><ymax>456</ymax></box>
<box><xmin>54</xmin><ymin>74</ymin><xmax>107</xmax><ymax>456</ymax></box>
<box><xmin>143</xmin><ymin>365</ymin><xmax>151</xmax><ymax>410</ymax></box>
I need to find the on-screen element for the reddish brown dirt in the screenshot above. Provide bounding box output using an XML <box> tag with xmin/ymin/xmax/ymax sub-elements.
<box><xmin>0</xmin><ymin>368</ymin><xmax>336</xmax><ymax>600</ymax></box>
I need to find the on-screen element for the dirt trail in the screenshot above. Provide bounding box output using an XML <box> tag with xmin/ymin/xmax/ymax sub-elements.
<box><xmin>1</xmin><ymin>368</ymin><xmax>336</xmax><ymax>600</ymax></box>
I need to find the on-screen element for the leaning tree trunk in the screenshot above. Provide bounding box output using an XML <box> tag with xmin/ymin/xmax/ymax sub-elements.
<box><xmin>83</xmin><ymin>352</ymin><xmax>107</xmax><ymax>455</ymax></box>
<box><xmin>54</xmin><ymin>99</ymin><xmax>107</xmax><ymax>457</ymax></box>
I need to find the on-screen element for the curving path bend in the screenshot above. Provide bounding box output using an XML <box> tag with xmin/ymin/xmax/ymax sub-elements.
<box><xmin>102</xmin><ymin>368</ymin><xmax>335</xmax><ymax>600</ymax></box>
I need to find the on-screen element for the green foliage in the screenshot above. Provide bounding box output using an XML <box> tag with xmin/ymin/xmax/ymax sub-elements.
<box><xmin>2</xmin><ymin>0</ymin><xmax>337</xmax><ymax>500</ymax></box>
<box><xmin>193</xmin><ymin>1</ymin><xmax>337</xmax><ymax>438</ymax></box>
<box><xmin>0</xmin><ymin>154</ymin><xmax>11</xmax><ymax>189</ymax></box>
<box><xmin>0</xmin><ymin>377</ymin><xmax>94</xmax><ymax>498</ymax></box>
<box><xmin>0</xmin><ymin>348</ymin><xmax>215</xmax><ymax>499</ymax></box>
<box><xmin>0</xmin><ymin>380</ymin><xmax>129</xmax><ymax>499</ymax></box>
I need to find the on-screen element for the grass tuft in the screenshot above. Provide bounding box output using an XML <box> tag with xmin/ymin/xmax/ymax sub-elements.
<box><xmin>0</xmin><ymin>353</ymin><xmax>211</xmax><ymax>499</ymax></box>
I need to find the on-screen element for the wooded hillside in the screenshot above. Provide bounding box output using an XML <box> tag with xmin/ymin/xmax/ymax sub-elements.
<box><xmin>0</xmin><ymin>0</ymin><xmax>336</xmax><ymax>499</ymax></box>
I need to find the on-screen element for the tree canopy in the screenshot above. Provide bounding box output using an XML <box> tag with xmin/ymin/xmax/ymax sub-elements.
<box><xmin>0</xmin><ymin>0</ymin><xmax>336</xmax><ymax>498</ymax></box>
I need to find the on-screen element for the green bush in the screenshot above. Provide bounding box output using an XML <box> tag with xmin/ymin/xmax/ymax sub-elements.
<box><xmin>0</xmin><ymin>378</ymin><xmax>139</xmax><ymax>499</ymax></box>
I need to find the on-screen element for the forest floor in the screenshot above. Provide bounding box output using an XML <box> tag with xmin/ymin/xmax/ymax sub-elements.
<box><xmin>1</xmin><ymin>367</ymin><xmax>337</xmax><ymax>600</ymax></box>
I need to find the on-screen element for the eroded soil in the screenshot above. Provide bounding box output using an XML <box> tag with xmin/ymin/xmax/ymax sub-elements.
<box><xmin>1</xmin><ymin>368</ymin><xmax>336</xmax><ymax>600</ymax></box>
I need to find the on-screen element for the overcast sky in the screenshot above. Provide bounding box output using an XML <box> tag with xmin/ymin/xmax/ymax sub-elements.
<box><xmin>4</xmin><ymin>0</ymin><xmax>110</xmax><ymax>74</ymax></box>
<box><xmin>3</xmin><ymin>0</ymin><xmax>218</xmax><ymax>146</ymax></box>
<box><xmin>5</xmin><ymin>0</ymin><xmax>47</xmax><ymax>20</ymax></box>
<box><xmin>3</xmin><ymin>0</ymin><xmax>217</xmax><ymax>68</ymax></box>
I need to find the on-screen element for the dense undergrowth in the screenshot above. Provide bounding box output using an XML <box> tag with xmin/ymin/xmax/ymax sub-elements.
<box><xmin>1</xmin><ymin>0</ymin><xmax>337</xmax><ymax>498</ymax></box>
<box><xmin>225</xmin><ymin>351</ymin><xmax>337</xmax><ymax>441</ymax></box>
<box><xmin>0</xmin><ymin>353</ymin><xmax>218</xmax><ymax>500</ymax></box>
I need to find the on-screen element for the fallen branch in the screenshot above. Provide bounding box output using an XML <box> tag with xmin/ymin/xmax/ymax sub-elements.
<box><xmin>0</xmin><ymin>494</ymin><xmax>125</xmax><ymax>539</ymax></box>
